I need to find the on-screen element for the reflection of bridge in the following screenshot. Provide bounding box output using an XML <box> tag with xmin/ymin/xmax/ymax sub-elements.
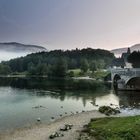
<box><xmin>111</xmin><ymin>68</ymin><xmax>140</xmax><ymax>90</ymax></box>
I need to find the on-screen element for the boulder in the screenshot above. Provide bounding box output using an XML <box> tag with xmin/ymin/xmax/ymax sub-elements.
<box><xmin>60</xmin><ymin>124</ymin><xmax>73</xmax><ymax>131</ymax></box>
<box><xmin>99</xmin><ymin>106</ymin><xmax>120</xmax><ymax>116</ymax></box>
<box><xmin>49</xmin><ymin>132</ymin><xmax>64</xmax><ymax>139</ymax></box>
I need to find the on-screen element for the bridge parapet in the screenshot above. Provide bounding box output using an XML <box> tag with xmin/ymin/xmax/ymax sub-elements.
<box><xmin>110</xmin><ymin>68</ymin><xmax>140</xmax><ymax>90</ymax></box>
<box><xmin>111</xmin><ymin>68</ymin><xmax>140</xmax><ymax>79</ymax></box>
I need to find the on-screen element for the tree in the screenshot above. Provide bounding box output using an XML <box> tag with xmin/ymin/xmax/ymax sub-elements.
<box><xmin>69</xmin><ymin>59</ymin><xmax>77</xmax><ymax>69</ymax></box>
<box><xmin>90</xmin><ymin>60</ymin><xmax>97</xmax><ymax>73</ymax></box>
<box><xmin>48</xmin><ymin>58</ymin><xmax>67</xmax><ymax>78</ymax></box>
<box><xmin>80</xmin><ymin>59</ymin><xmax>89</xmax><ymax>73</ymax></box>
<box><xmin>3</xmin><ymin>48</ymin><xmax>115</xmax><ymax>74</ymax></box>
<box><xmin>97</xmin><ymin>59</ymin><xmax>105</xmax><ymax>69</ymax></box>
<box><xmin>128</xmin><ymin>51</ymin><xmax>140</xmax><ymax>68</ymax></box>
<box><xmin>36</xmin><ymin>64</ymin><xmax>48</xmax><ymax>75</ymax></box>
<box><xmin>27</xmin><ymin>62</ymin><xmax>36</xmax><ymax>75</ymax></box>
<box><xmin>0</xmin><ymin>64</ymin><xmax>11</xmax><ymax>75</ymax></box>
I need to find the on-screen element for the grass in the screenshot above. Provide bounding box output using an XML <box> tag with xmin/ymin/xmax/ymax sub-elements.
<box><xmin>87</xmin><ymin>116</ymin><xmax>140</xmax><ymax>140</ymax></box>
<box><xmin>91</xmin><ymin>70</ymin><xmax>109</xmax><ymax>79</ymax></box>
<box><xmin>68</xmin><ymin>69</ymin><xmax>82</xmax><ymax>77</ymax></box>
<box><xmin>68</xmin><ymin>69</ymin><xmax>109</xmax><ymax>79</ymax></box>
<box><xmin>11</xmin><ymin>71</ymin><xmax>28</xmax><ymax>75</ymax></box>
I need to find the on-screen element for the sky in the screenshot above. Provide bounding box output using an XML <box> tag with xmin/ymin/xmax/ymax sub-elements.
<box><xmin>0</xmin><ymin>0</ymin><xmax>140</xmax><ymax>50</ymax></box>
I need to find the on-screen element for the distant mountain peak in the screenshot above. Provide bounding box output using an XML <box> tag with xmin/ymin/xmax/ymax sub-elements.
<box><xmin>131</xmin><ymin>44</ymin><xmax>140</xmax><ymax>49</ymax></box>
<box><xmin>0</xmin><ymin>42</ymin><xmax>47</xmax><ymax>52</ymax></box>
<box><xmin>111</xmin><ymin>44</ymin><xmax>140</xmax><ymax>57</ymax></box>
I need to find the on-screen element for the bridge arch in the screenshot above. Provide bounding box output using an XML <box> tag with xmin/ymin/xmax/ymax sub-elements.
<box><xmin>110</xmin><ymin>68</ymin><xmax>140</xmax><ymax>90</ymax></box>
<box><xmin>113</xmin><ymin>74</ymin><xmax>121</xmax><ymax>90</ymax></box>
<box><xmin>126</xmin><ymin>77</ymin><xmax>140</xmax><ymax>89</ymax></box>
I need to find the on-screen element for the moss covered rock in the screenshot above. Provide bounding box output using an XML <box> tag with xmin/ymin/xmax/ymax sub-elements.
<box><xmin>99</xmin><ymin>106</ymin><xmax>120</xmax><ymax>116</ymax></box>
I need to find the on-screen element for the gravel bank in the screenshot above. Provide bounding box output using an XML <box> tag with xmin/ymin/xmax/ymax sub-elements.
<box><xmin>1</xmin><ymin>110</ymin><xmax>126</xmax><ymax>140</ymax></box>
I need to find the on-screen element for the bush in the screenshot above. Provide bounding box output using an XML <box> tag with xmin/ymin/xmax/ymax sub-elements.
<box><xmin>67</xmin><ymin>71</ymin><xmax>74</xmax><ymax>77</ymax></box>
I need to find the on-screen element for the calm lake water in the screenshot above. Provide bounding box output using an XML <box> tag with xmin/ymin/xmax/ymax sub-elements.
<box><xmin>0</xmin><ymin>77</ymin><xmax>140</xmax><ymax>131</ymax></box>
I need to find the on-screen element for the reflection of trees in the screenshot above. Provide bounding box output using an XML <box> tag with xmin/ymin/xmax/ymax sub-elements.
<box><xmin>1</xmin><ymin>77</ymin><xmax>139</xmax><ymax>108</ymax></box>
<box><xmin>82</xmin><ymin>98</ymin><xmax>87</xmax><ymax>107</ymax></box>
<box><xmin>0</xmin><ymin>77</ymin><xmax>112</xmax><ymax>105</ymax></box>
<box><xmin>9</xmin><ymin>86</ymin><xmax>140</xmax><ymax>109</ymax></box>
<box><xmin>59</xmin><ymin>91</ymin><xmax>66</xmax><ymax>101</ymax></box>
<box><xmin>0</xmin><ymin>77</ymin><xmax>111</xmax><ymax>91</ymax></box>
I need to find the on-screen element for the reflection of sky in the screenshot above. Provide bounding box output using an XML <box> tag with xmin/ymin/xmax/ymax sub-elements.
<box><xmin>0</xmin><ymin>85</ymin><xmax>140</xmax><ymax>130</ymax></box>
<box><xmin>95</xmin><ymin>93</ymin><xmax>120</xmax><ymax>107</ymax></box>
<box><xmin>0</xmin><ymin>87</ymin><xmax>95</xmax><ymax>130</ymax></box>
<box><xmin>0</xmin><ymin>87</ymin><xmax>34</xmax><ymax>103</ymax></box>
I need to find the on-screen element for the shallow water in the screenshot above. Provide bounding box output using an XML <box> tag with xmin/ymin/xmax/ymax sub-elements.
<box><xmin>0</xmin><ymin>77</ymin><xmax>140</xmax><ymax>131</ymax></box>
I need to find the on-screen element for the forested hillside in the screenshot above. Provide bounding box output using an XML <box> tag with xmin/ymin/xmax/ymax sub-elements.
<box><xmin>1</xmin><ymin>48</ymin><xmax>114</xmax><ymax>77</ymax></box>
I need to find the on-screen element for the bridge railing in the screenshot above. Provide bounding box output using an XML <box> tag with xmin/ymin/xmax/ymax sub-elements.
<box><xmin>111</xmin><ymin>68</ymin><xmax>140</xmax><ymax>77</ymax></box>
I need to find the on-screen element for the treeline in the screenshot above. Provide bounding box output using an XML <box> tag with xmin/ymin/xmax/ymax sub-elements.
<box><xmin>128</xmin><ymin>51</ymin><xmax>140</xmax><ymax>68</ymax></box>
<box><xmin>1</xmin><ymin>48</ymin><xmax>114</xmax><ymax>77</ymax></box>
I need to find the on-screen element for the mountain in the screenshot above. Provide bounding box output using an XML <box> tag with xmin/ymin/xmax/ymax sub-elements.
<box><xmin>0</xmin><ymin>42</ymin><xmax>46</xmax><ymax>52</ymax></box>
<box><xmin>0</xmin><ymin>42</ymin><xmax>47</xmax><ymax>61</ymax></box>
<box><xmin>111</xmin><ymin>44</ymin><xmax>140</xmax><ymax>57</ymax></box>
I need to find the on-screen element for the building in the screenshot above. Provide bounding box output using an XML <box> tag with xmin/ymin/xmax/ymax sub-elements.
<box><xmin>111</xmin><ymin>48</ymin><xmax>132</xmax><ymax>68</ymax></box>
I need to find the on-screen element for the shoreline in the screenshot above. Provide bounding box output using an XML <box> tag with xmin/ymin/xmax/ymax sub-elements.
<box><xmin>0</xmin><ymin>110</ymin><xmax>130</xmax><ymax>140</ymax></box>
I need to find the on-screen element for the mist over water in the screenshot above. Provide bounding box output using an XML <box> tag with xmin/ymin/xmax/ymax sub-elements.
<box><xmin>0</xmin><ymin>51</ymin><xmax>30</xmax><ymax>62</ymax></box>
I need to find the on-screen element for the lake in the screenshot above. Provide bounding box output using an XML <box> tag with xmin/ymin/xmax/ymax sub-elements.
<box><xmin>0</xmin><ymin>77</ymin><xmax>140</xmax><ymax>131</ymax></box>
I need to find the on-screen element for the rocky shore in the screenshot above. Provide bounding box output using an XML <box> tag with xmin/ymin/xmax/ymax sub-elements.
<box><xmin>0</xmin><ymin>110</ymin><xmax>129</xmax><ymax>140</ymax></box>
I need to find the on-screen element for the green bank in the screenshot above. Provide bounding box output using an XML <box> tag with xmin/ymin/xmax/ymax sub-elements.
<box><xmin>84</xmin><ymin>115</ymin><xmax>140</xmax><ymax>140</ymax></box>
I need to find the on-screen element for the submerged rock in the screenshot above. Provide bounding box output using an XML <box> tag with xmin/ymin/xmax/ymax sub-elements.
<box><xmin>71</xmin><ymin>111</ymin><xmax>74</xmax><ymax>115</ymax></box>
<box><xmin>98</xmin><ymin>106</ymin><xmax>120</xmax><ymax>116</ymax></box>
<box><xmin>32</xmin><ymin>105</ymin><xmax>46</xmax><ymax>109</ymax></box>
<box><xmin>37</xmin><ymin>117</ymin><xmax>41</xmax><ymax>122</ymax></box>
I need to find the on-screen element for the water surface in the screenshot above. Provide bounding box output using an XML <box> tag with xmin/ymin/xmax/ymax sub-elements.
<box><xmin>0</xmin><ymin>77</ymin><xmax>140</xmax><ymax>131</ymax></box>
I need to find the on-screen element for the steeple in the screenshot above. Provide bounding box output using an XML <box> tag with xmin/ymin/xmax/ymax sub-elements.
<box><xmin>127</xmin><ymin>48</ymin><xmax>131</xmax><ymax>54</ymax></box>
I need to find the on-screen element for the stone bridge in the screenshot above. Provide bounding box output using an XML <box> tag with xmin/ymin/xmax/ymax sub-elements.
<box><xmin>110</xmin><ymin>68</ymin><xmax>140</xmax><ymax>90</ymax></box>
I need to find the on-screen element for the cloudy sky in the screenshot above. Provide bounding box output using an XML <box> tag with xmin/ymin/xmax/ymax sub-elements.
<box><xmin>0</xmin><ymin>0</ymin><xmax>140</xmax><ymax>50</ymax></box>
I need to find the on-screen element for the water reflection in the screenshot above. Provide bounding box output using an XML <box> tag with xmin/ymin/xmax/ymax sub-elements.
<box><xmin>116</xmin><ymin>91</ymin><xmax>140</xmax><ymax>108</ymax></box>
<box><xmin>94</xmin><ymin>93</ymin><xmax>120</xmax><ymax>107</ymax></box>
<box><xmin>0</xmin><ymin>77</ymin><xmax>110</xmax><ymax>91</ymax></box>
<box><xmin>0</xmin><ymin>77</ymin><xmax>139</xmax><ymax>108</ymax></box>
<box><xmin>0</xmin><ymin>77</ymin><xmax>139</xmax><ymax>130</ymax></box>
<box><xmin>0</xmin><ymin>77</ymin><xmax>139</xmax><ymax>107</ymax></box>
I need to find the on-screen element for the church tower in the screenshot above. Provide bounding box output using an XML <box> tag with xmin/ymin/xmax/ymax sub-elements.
<box><xmin>127</xmin><ymin>48</ymin><xmax>131</xmax><ymax>54</ymax></box>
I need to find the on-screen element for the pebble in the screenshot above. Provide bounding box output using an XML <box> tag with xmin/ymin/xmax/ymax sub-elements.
<box><xmin>37</xmin><ymin>117</ymin><xmax>41</xmax><ymax>122</ymax></box>
<box><xmin>49</xmin><ymin>132</ymin><xmax>64</xmax><ymax>139</ymax></box>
